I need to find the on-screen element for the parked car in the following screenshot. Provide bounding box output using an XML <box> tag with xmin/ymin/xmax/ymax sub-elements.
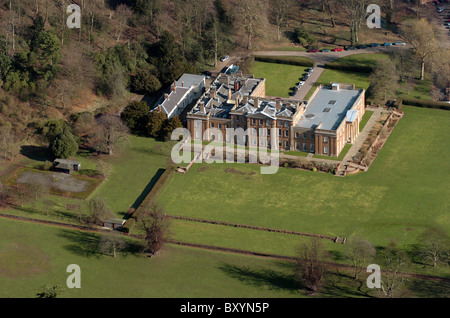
<box><xmin>346</xmin><ymin>46</ymin><xmax>356</xmax><ymax>50</ymax></box>
<box><xmin>203</xmin><ymin>71</ymin><xmax>212</xmax><ymax>79</ymax></box>
<box><xmin>220</xmin><ymin>55</ymin><xmax>229</xmax><ymax>62</ymax></box>
<box><xmin>437</xmin><ymin>7</ymin><xmax>445</xmax><ymax>12</ymax></box>
<box><xmin>333</xmin><ymin>47</ymin><xmax>344</xmax><ymax>52</ymax></box>
<box><xmin>307</xmin><ymin>48</ymin><xmax>319</xmax><ymax>53</ymax></box>
<box><xmin>357</xmin><ymin>45</ymin><xmax>368</xmax><ymax>49</ymax></box>
<box><xmin>321</xmin><ymin>49</ymin><xmax>330</xmax><ymax>52</ymax></box>
<box><xmin>301</xmin><ymin>76</ymin><xmax>308</xmax><ymax>81</ymax></box>
<box><xmin>370</xmin><ymin>43</ymin><xmax>380</xmax><ymax>47</ymax></box>
<box><xmin>383</xmin><ymin>42</ymin><xmax>392</xmax><ymax>46</ymax></box>
<box><xmin>394</xmin><ymin>41</ymin><xmax>406</xmax><ymax>45</ymax></box>
<box><xmin>307</xmin><ymin>67</ymin><xmax>314</xmax><ymax>72</ymax></box>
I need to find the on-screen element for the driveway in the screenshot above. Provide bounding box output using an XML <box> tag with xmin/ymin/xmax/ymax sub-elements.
<box><xmin>253</xmin><ymin>45</ymin><xmax>410</xmax><ymax>65</ymax></box>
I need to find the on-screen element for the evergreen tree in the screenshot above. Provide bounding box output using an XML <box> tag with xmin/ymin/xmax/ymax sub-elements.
<box><xmin>50</xmin><ymin>127</ymin><xmax>78</xmax><ymax>159</ymax></box>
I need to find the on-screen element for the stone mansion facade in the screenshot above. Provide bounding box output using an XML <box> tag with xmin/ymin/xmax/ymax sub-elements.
<box><xmin>166</xmin><ymin>73</ymin><xmax>365</xmax><ymax>157</ymax></box>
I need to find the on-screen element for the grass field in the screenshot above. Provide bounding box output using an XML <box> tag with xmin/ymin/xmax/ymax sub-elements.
<box><xmin>86</xmin><ymin>136</ymin><xmax>177</xmax><ymax>217</ymax></box>
<box><xmin>157</xmin><ymin>106</ymin><xmax>450</xmax><ymax>277</ymax></box>
<box><xmin>326</xmin><ymin>53</ymin><xmax>389</xmax><ymax>69</ymax></box>
<box><xmin>250</xmin><ymin>61</ymin><xmax>311</xmax><ymax>98</ymax></box>
<box><xmin>304</xmin><ymin>69</ymin><xmax>371</xmax><ymax>100</ymax></box>
<box><xmin>0</xmin><ymin>217</ymin><xmax>387</xmax><ymax>298</ymax></box>
<box><xmin>359</xmin><ymin>110</ymin><xmax>374</xmax><ymax>132</ymax></box>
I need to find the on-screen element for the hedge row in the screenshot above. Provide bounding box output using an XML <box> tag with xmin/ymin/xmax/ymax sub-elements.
<box><xmin>324</xmin><ymin>62</ymin><xmax>373</xmax><ymax>73</ymax></box>
<box><xmin>121</xmin><ymin>218</ymin><xmax>135</xmax><ymax>233</ymax></box>
<box><xmin>129</xmin><ymin>165</ymin><xmax>176</xmax><ymax>222</ymax></box>
<box><xmin>400</xmin><ymin>97</ymin><xmax>450</xmax><ymax>111</ymax></box>
<box><xmin>253</xmin><ymin>55</ymin><xmax>315</xmax><ymax>67</ymax></box>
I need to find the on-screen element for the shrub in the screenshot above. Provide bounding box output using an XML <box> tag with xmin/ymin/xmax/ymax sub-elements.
<box><xmin>132</xmin><ymin>166</ymin><xmax>175</xmax><ymax>221</ymax></box>
<box><xmin>253</xmin><ymin>56</ymin><xmax>315</xmax><ymax>67</ymax></box>
<box><xmin>401</xmin><ymin>98</ymin><xmax>450</xmax><ymax>111</ymax></box>
<box><xmin>324</xmin><ymin>62</ymin><xmax>373</xmax><ymax>73</ymax></box>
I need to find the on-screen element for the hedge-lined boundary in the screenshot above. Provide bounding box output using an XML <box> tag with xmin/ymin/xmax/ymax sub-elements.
<box><xmin>167</xmin><ymin>240</ymin><xmax>450</xmax><ymax>282</ymax></box>
<box><xmin>323</xmin><ymin>62</ymin><xmax>373</xmax><ymax>73</ymax></box>
<box><xmin>168</xmin><ymin>214</ymin><xmax>337</xmax><ymax>242</ymax></box>
<box><xmin>253</xmin><ymin>55</ymin><xmax>315</xmax><ymax>67</ymax></box>
<box><xmin>399</xmin><ymin>98</ymin><xmax>450</xmax><ymax>111</ymax></box>
<box><xmin>1</xmin><ymin>211</ymin><xmax>448</xmax><ymax>283</ymax></box>
<box><xmin>122</xmin><ymin>165</ymin><xmax>176</xmax><ymax>233</ymax></box>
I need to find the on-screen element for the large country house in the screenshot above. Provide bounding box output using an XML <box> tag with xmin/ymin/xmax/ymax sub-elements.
<box><xmin>154</xmin><ymin>71</ymin><xmax>365</xmax><ymax>157</ymax></box>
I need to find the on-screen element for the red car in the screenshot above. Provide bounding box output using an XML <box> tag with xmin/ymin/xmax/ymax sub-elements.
<box><xmin>308</xmin><ymin>48</ymin><xmax>319</xmax><ymax>53</ymax></box>
<box><xmin>333</xmin><ymin>47</ymin><xmax>344</xmax><ymax>52</ymax></box>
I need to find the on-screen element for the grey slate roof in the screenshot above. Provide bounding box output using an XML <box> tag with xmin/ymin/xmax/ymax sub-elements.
<box><xmin>296</xmin><ymin>86</ymin><xmax>362</xmax><ymax>131</ymax></box>
<box><xmin>176</xmin><ymin>74</ymin><xmax>205</xmax><ymax>88</ymax></box>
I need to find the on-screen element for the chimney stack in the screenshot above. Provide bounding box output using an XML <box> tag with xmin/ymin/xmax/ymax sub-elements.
<box><xmin>254</xmin><ymin>98</ymin><xmax>260</xmax><ymax>108</ymax></box>
<box><xmin>210</xmin><ymin>87</ymin><xmax>217</xmax><ymax>98</ymax></box>
<box><xmin>171</xmin><ymin>81</ymin><xmax>177</xmax><ymax>92</ymax></box>
<box><xmin>200</xmin><ymin>102</ymin><xmax>205</xmax><ymax>113</ymax></box>
<box><xmin>234</xmin><ymin>81</ymin><xmax>240</xmax><ymax>92</ymax></box>
<box><xmin>182</xmin><ymin>81</ymin><xmax>184</xmax><ymax>87</ymax></box>
<box><xmin>276</xmin><ymin>100</ymin><xmax>282</xmax><ymax>111</ymax></box>
<box><xmin>157</xmin><ymin>105</ymin><xmax>162</xmax><ymax>112</ymax></box>
<box><xmin>164</xmin><ymin>93</ymin><xmax>169</xmax><ymax>100</ymax></box>
<box><xmin>243</xmin><ymin>95</ymin><xmax>249</xmax><ymax>104</ymax></box>
<box><xmin>228</xmin><ymin>88</ymin><xmax>232</xmax><ymax>100</ymax></box>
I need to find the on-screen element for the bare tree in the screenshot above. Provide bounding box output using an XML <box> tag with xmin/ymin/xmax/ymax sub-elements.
<box><xmin>271</xmin><ymin>0</ymin><xmax>292</xmax><ymax>41</ymax></box>
<box><xmin>234</xmin><ymin>0</ymin><xmax>267</xmax><ymax>50</ymax></box>
<box><xmin>99</xmin><ymin>233</ymin><xmax>127</xmax><ymax>258</ymax></box>
<box><xmin>90</xmin><ymin>114</ymin><xmax>129</xmax><ymax>155</ymax></box>
<box><xmin>341</xmin><ymin>0</ymin><xmax>371</xmax><ymax>45</ymax></box>
<box><xmin>114</xmin><ymin>4</ymin><xmax>133</xmax><ymax>42</ymax></box>
<box><xmin>369</xmin><ymin>58</ymin><xmax>400</xmax><ymax>102</ymax></box>
<box><xmin>11</xmin><ymin>184</ymin><xmax>31</xmax><ymax>207</ymax></box>
<box><xmin>0</xmin><ymin>183</ymin><xmax>11</xmax><ymax>208</ymax></box>
<box><xmin>345</xmin><ymin>237</ymin><xmax>376</xmax><ymax>280</ymax></box>
<box><xmin>294</xmin><ymin>238</ymin><xmax>329</xmax><ymax>294</ymax></box>
<box><xmin>322</xmin><ymin>0</ymin><xmax>336</xmax><ymax>28</ymax></box>
<box><xmin>139</xmin><ymin>203</ymin><xmax>171</xmax><ymax>255</ymax></box>
<box><xmin>86</xmin><ymin>197</ymin><xmax>114</xmax><ymax>226</ymax></box>
<box><xmin>401</xmin><ymin>18</ymin><xmax>439</xmax><ymax>81</ymax></box>
<box><xmin>418</xmin><ymin>228</ymin><xmax>449</xmax><ymax>267</ymax></box>
<box><xmin>42</xmin><ymin>199</ymin><xmax>54</xmax><ymax>216</ymax></box>
<box><xmin>379</xmin><ymin>245</ymin><xmax>409</xmax><ymax>298</ymax></box>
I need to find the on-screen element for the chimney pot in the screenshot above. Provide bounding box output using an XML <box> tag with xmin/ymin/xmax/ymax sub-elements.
<box><xmin>276</xmin><ymin>100</ymin><xmax>282</xmax><ymax>111</ymax></box>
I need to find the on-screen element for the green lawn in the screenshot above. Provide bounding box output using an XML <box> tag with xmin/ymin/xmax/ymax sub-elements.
<box><xmin>313</xmin><ymin>144</ymin><xmax>352</xmax><ymax>161</ymax></box>
<box><xmin>283</xmin><ymin>151</ymin><xmax>310</xmax><ymax>157</ymax></box>
<box><xmin>327</xmin><ymin>53</ymin><xmax>389</xmax><ymax>69</ymax></box>
<box><xmin>0</xmin><ymin>216</ymin><xmax>391</xmax><ymax>298</ymax></box>
<box><xmin>92</xmin><ymin>136</ymin><xmax>177</xmax><ymax>217</ymax></box>
<box><xmin>157</xmin><ymin>106</ymin><xmax>450</xmax><ymax>277</ymax></box>
<box><xmin>359</xmin><ymin>110</ymin><xmax>374</xmax><ymax>132</ymax></box>
<box><xmin>304</xmin><ymin>69</ymin><xmax>371</xmax><ymax>100</ymax></box>
<box><xmin>250</xmin><ymin>61</ymin><xmax>310</xmax><ymax>98</ymax></box>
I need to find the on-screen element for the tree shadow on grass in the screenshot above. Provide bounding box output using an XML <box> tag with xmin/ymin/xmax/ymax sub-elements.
<box><xmin>218</xmin><ymin>263</ymin><xmax>298</xmax><ymax>293</ymax></box>
<box><xmin>58</xmin><ymin>229</ymin><xmax>102</xmax><ymax>259</ymax></box>
<box><xmin>20</xmin><ymin>145</ymin><xmax>53</xmax><ymax>162</ymax></box>
<box><xmin>407</xmin><ymin>278</ymin><xmax>450</xmax><ymax>298</ymax></box>
<box><xmin>58</xmin><ymin>228</ymin><xmax>146</xmax><ymax>259</ymax></box>
<box><xmin>130</xmin><ymin>168</ymin><xmax>165</xmax><ymax>210</ymax></box>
